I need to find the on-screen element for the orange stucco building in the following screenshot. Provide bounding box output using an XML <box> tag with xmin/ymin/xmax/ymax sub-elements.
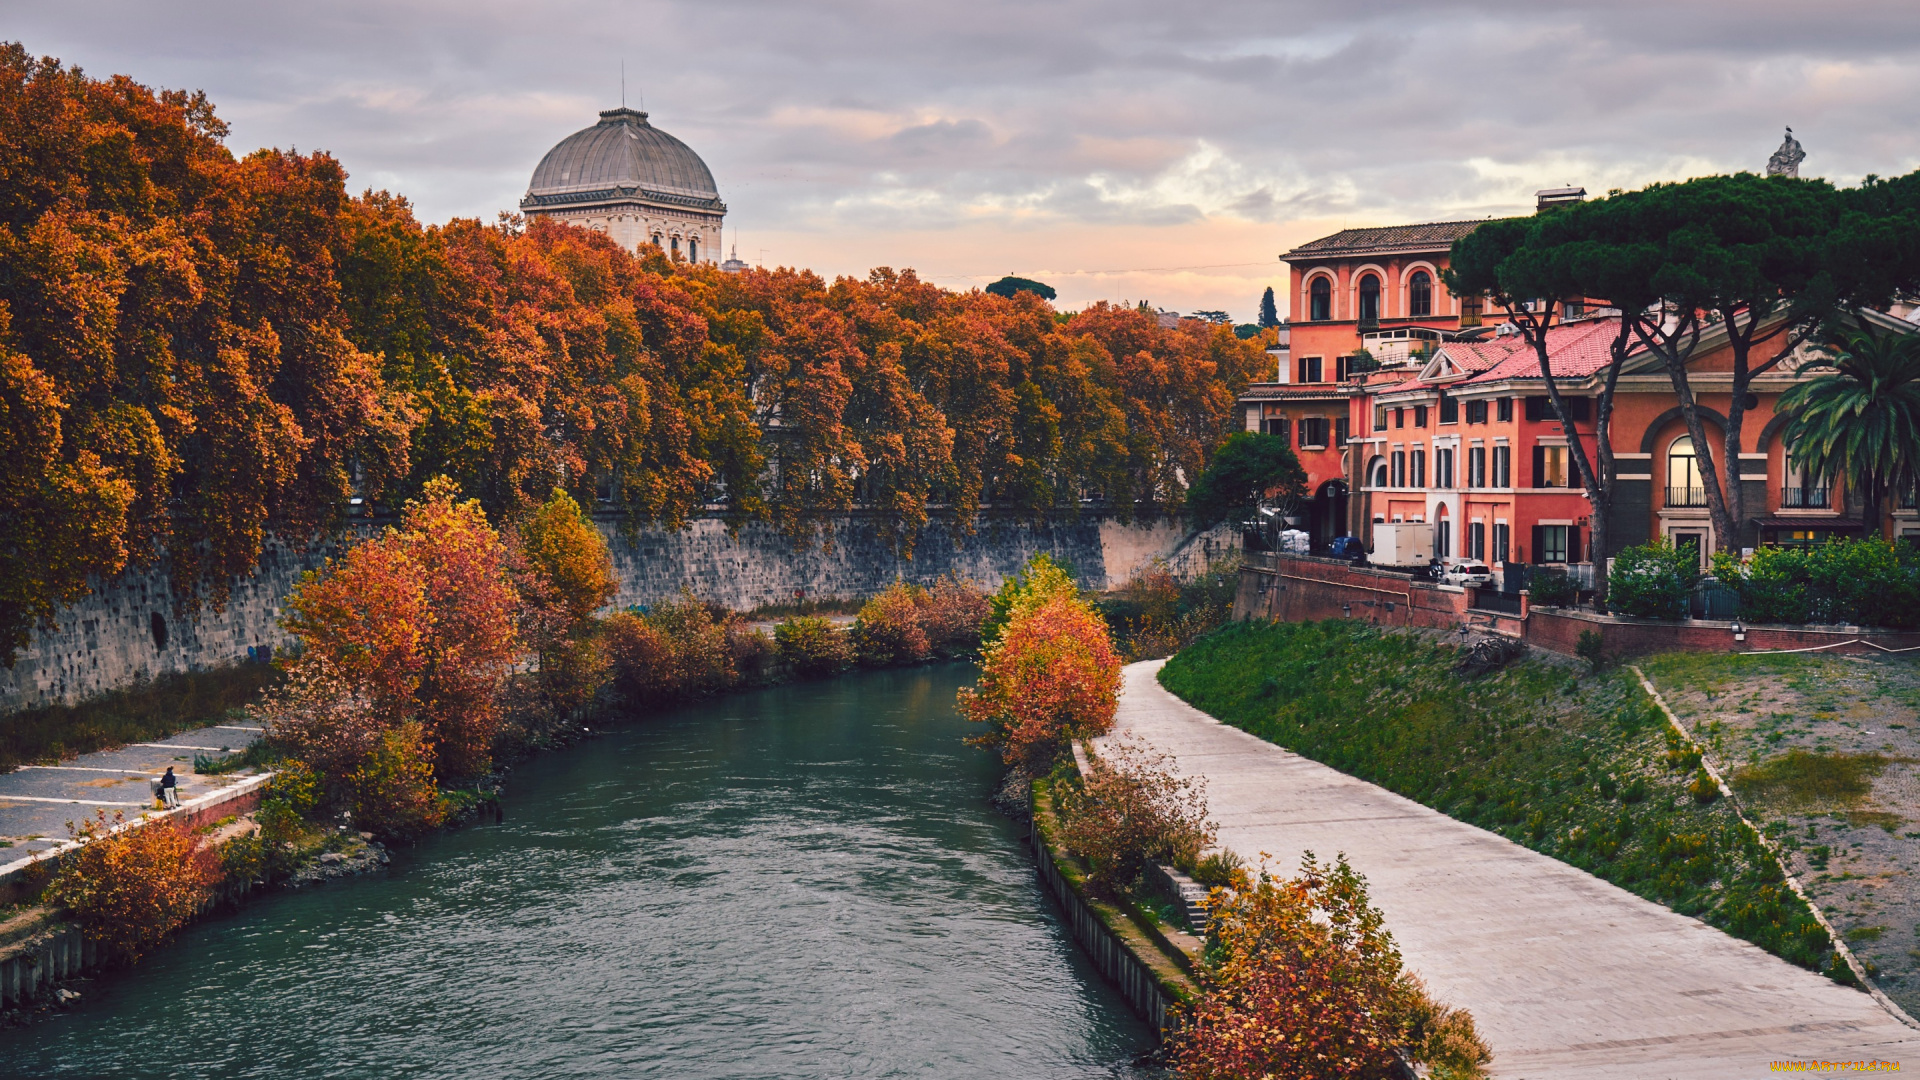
<box><xmin>1241</xmin><ymin>191</ymin><xmax>1916</xmax><ymax>581</ymax></box>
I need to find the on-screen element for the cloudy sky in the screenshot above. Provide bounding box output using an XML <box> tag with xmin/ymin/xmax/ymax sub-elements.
<box><xmin>9</xmin><ymin>1</ymin><xmax>1920</xmax><ymax>321</ymax></box>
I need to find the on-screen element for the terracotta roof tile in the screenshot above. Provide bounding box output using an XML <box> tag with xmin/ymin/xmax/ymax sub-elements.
<box><xmin>1283</xmin><ymin>220</ymin><xmax>1491</xmax><ymax>260</ymax></box>
<box><xmin>1402</xmin><ymin>318</ymin><xmax>1625</xmax><ymax>391</ymax></box>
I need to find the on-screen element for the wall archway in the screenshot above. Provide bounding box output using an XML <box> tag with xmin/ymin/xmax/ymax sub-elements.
<box><xmin>1637</xmin><ymin>406</ymin><xmax>1731</xmax><ymax>454</ymax></box>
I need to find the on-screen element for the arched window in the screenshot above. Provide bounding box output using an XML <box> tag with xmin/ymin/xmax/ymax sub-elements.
<box><xmin>652</xmin><ymin>233</ymin><xmax>663</xmax><ymax>248</ymax></box>
<box><xmin>671</xmin><ymin>236</ymin><xmax>681</xmax><ymax>256</ymax></box>
<box><xmin>1667</xmin><ymin>437</ymin><xmax>1704</xmax><ymax>507</ymax></box>
<box><xmin>1358</xmin><ymin>274</ymin><xmax>1381</xmax><ymax>324</ymax></box>
<box><xmin>1409</xmin><ymin>271</ymin><xmax>1432</xmax><ymax>317</ymax></box>
<box><xmin>1309</xmin><ymin>277</ymin><xmax>1332</xmax><ymax>322</ymax></box>
<box><xmin>1368</xmin><ymin>455</ymin><xmax>1388</xmax><ymax>488</ymax></box>
<box><xmin>689</xmin><ymin>239</ymin><xmax>698</xmax><ymax>261</ymax></box>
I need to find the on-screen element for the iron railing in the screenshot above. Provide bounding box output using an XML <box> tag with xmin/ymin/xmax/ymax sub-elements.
<box><xmin>1781</xmin><ymin>485</ymin><xmax>1829</xmax><ymax>509</ymax></box>
<box><xmin>1665</xmin><ymin>486</ymin><xmax>1707</xmax><ymax>507</ymax></box>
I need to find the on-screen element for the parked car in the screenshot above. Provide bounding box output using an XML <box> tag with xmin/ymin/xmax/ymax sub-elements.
<box><xmin>1328</xmin><ymin>535</ymin><xmax>1367</xmax><ymax>560</ymax></box>
<box><xmin>1442</xmin><ymin>562</ymin><xmax>1495</xmax><ymax>588</ymax></box>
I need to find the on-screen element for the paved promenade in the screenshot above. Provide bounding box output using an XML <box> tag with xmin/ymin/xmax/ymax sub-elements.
<box><xmin>1107</xmin><ymin>659</ymin><xmax>1920</xmax><ymax>1079</ymax></box>
<box><xmin>0</xmin><ymin>724</ymin><xmax>264</xmax><ymax>859</ymax></box>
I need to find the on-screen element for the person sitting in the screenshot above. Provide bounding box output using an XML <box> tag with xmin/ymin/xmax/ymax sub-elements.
<box><xmin>160</xmin><ymin>766</ymin><xmax>179</xmax><ymax>809</ymax></box>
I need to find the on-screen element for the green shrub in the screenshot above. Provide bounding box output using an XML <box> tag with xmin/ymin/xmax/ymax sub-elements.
<box><xmin>774</xmin><ymin>616</ymin><xmax>852</xmax><ymax>679</ymax></box>
<box><xmin>1575</xmin><ymin>629</ymin><xmax>1606</xmax><ymax>673</ymax></box>
<box><xmin>1713</xmin><ymin>538</ymin><xmax>1920</xmax><ymax>627</ymax></box>
<box><xmin>1529</xmin><ymin>571</ymin><xmax>1577</xmax><ymax>607</ymax></box>
<box><xmin>1608</xmin><ymin>539</ymin><xmax>1700</xmax><ymax>620</ymax></box>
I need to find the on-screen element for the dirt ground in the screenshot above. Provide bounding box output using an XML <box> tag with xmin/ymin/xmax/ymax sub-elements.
<box><xmin>1641</xmin><ymin>651</ymin><xmax>1920</xmax><ymax>1015</ymax></box>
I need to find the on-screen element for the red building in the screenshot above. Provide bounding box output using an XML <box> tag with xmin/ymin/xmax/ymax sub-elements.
<box><xmin>1240</xmin><ymin>191</ymin><xmax>1916</xmax><ymax>580</ymax></box>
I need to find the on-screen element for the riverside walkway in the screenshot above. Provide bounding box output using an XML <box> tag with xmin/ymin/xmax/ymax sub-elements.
<box><xmin>0</xmin><ymin>724</ymin><xmax>264</xmax><ymax>861</ymax></box>
<box><xmin>1109</xmin><ymin>659</ymin><xmax>1920</xmax><ymax>1078</ymax></box>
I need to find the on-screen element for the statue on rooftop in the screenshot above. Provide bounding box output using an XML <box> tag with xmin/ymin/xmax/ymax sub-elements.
<box><xmin>1766</xmin><ymin>128</ymin><xmax>1805</xmax><ymax>179</ymax></box>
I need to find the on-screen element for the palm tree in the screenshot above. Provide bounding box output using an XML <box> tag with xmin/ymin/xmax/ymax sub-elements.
<box><xmin>1779</xmin><ymin>328</ymin><xmax>1920</xmax><ymax>538</ymax></box>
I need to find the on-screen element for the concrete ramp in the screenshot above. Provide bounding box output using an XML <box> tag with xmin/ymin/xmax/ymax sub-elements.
<box><xmin>1108</xmin><ymin>659</ymin><xmax>1920</xmax><ymax>1078</ymax></box>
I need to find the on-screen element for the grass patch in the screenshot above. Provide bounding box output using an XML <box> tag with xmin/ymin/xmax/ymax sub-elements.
<box><xmin>741</xmin><ymin>597</ymin><xmax>863</xmax><ymax>620</ymax></box>
<box><xmin>1160</xmin><ymin>620</ymin><xmax>1840</xmax><ymax>978</ymax></box>
<box><xmin>1729</xmin><ymin>750</ymin><xmax>1889</xmax><ymax>810</ymax></box>
<box><xmin>0</xmin><ymin>664</ymin><xmax>278</xmax><ymax>772</ymax></box>
<box><xmin>1846</xmin><ymin>810</ymin><xmax>1906</xmax><ymax>833</ymax></box>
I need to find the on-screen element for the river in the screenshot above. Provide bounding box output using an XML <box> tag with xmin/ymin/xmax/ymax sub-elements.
<box><xmin>4</xmin><ymin>664</ymin><xmax>1150</xmax><ymax>1078</ymax></box>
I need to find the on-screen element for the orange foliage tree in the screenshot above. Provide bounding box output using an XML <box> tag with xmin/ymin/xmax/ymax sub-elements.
<box><xmin>1173</xmin><ymin>854</ymin><xmax>1491</xmax><ymax>1080</ymax></box>
<box><xmin>280</xmin><ymin>476</ymin><xmax>519</xmax><ymax>783</ymax></box>
<box><xmin>46</xmin><ymin>811</ymin><xmax>222</xmax><ymax>962</ymax></box>
<box><xmin>959</xmin><ymin>589</ymin><xmax>1122</xmax><ymax>773</ymax></box>
<box><xmin>1</xmin><ymin>49</ymin><xmax>1268</xmax><ymax>662</ymax></box>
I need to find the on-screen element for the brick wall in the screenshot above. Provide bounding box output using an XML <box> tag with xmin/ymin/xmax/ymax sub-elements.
<box><xmin>1237</xmin><ymin>553</ymin><xmax>1920</xmax><ymax>658</ymax></box>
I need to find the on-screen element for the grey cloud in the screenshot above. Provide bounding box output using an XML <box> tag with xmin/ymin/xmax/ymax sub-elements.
<box><xmin>6</xmin><ymin>0</ymin><xmax>1919</xmax><ymax>293</ymax></box>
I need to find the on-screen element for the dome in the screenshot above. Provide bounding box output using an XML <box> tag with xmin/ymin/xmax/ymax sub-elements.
<box><xmin>525</xmin><ymin>108</ymin><xmax>720</xmax><ymax>205</ymax></box>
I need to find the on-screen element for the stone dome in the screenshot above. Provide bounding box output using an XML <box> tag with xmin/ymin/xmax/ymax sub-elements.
<box><xmin>526</xmin><ymin>107</ymin><xmax>719</xmax><ymax>204</ymax></box>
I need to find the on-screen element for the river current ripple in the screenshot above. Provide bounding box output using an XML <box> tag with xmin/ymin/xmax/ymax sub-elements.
<box><xmin>5</xmin><ymin>664</ymin><xmax>1149</xmax><ymax>1079</ymax></box>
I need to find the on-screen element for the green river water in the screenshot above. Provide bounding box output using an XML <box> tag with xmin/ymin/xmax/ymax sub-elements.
<box><xmin>3</xmin><ymin>664</ymin><xmax>1149</xmax><ymax>1078</ymax></box>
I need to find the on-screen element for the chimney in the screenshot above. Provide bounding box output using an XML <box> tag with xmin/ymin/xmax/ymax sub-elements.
<box><xmin>1536</xmin><ymin>186</ymin><xmax>1586</xmax><ymax>212</ymax></box>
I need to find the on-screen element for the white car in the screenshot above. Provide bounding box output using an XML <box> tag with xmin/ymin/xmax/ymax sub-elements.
<box><xmin>1442</xmin><ymin>562</ymin><xmax>1495</xmax><ymax>588</ymax></box>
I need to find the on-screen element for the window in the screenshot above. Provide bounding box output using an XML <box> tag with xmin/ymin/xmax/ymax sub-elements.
<box><xmin>1438</xmin><ymin>391</ymin><xmax>1458</xmax><ymax>424</ymax></box>
<box><xmin>1469</xmin><ymin>521</ymin><xmax>1486</xmax><ymax>561</ymax></box>
<box><xmin>1782</xmin><ymin>440</ymin><xmax>1829</xmax><ymax>508</ymax></box>
<box><xmin>1460</xmin><ymin>295</ymin><xmax>1483</xmax><ymax>328</ymax></box>
<box><xmin>1468</xmin><ymin>446</ymin><xmax>1487</xmax><ymax>488</ymax></box>
<box><xmin>1409</xmin><ymin>271</ymin><xmax>1432</xmax><ymax>317</ymax></box>
<box><xmin>1395</xmin><ymin>407</ymin><xmax>1405</xmax><ymax>429</ymax></box>
<box><xmin>1436</xmin><ymin>519</ymin><xmax>1450</xmax><ymax>557</ymax></box>
<box><xmin>689</xmin><ymin>239</ymin><xmax>698</xmax><ymax>261</ymax></box>
<box><xmin>1493</xmin><ymin>523</ymin><xmax>1510</xmax><ymax>564</ymax></box>
<box><xmin>1391</xmin><ymin>450</ymin><xmax>1406</xmax><ymax>488</ymax></box>
<box><xmin>1411</xmin><ymin>449</ymin><xmax>1427</xmax><ymax>488</ymax></box>
<box><xmin>1358</xmin><ymin>274</ymin><xmax>1381</xmax><ymax>325</ymax></box>
<box><xmin>1310</xmin><ymin>277</ymin><xmax>1332</xmax><ymax>322</ymax></box>
<box><xmin>1465</xmin><ymin>400</ymin><xmax>1488</xmax><ymax>424</ymax></box>
<box><xmin>1492</xmin><ymin>445</ymin><xmax>1511</xmax><ymax>488</ymax></box>
<box><xmin>1374</xmin><ymin>404</ymin><xmax>1388</xmax><ymax>430</ymax></box>
<box><xmin>1534</xmin><ymin>525</ymin><xmax>1577</xmax><ymax>564</ymax></box>
<box><xmin>1298</xmin><ymin>356</ymin><xmax>1323</xmax><ymax>383</ymax></box>
<box><xmin>1368</xmin><ymin>456</ymin><xmax>1388</xmax><ymax>488</ymax></box>
<box><xmin>1334</xmin><ymin>417</ymin><xmax>1350</xmax><ymax>446</ymax></box>
<box><xmin>1666</xmin><ymin>437</ymin><xmax>1705</xmax><ymax>506</ymax></box>
<box><xmin>1298</xmin><ymin>417</ymin><xmax>1329</xmax><ymax>448</ymax></box>
<box><xmin>1414</xmin><ymin>405</ymin><xmax>1428</xmax><ymax>428</ymax></box>
<box><xmin>671</xmin><ymin>236</ymin><xmax>681</xmax><ymax>255</ymax></box>
<box><xmin>1262</xmin><ymin>417</ymin><xmax>1291</xmax><ymax>442</ymax></box>
<box><xmin>1535</xmin><ymin>445</ymin><xmax>1570</xmax><ymax>488</ymax></box>
<box><xmin>1496</xmin><ymin>397</ymin><xmax>1513</xmax><ymax>422</ymax></box>
<box><xmin>1525</xmin><ymin>396</ymin><xmax>1590</xmax><ymax>423</ymax></box>
<box><xmin>1436</xmin><ymin>448</ymin><xmax>1454</xmax><ymax>489</ymax></box>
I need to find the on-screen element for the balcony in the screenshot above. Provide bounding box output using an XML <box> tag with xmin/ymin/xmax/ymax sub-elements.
<box><xmin>1781</xmin><ymin>485</ymin><xmax>1830</xmax><ymax>509</ymax></box>
<box><xmin>1665</xmin><ymin>486</ymin><xmax>1707</xmax><ymax>508</ymax></box>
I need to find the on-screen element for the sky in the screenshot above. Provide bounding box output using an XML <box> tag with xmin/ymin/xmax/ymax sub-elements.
<box><xmin>8</xmin><ymin>1</ymin><xmax>1920</xmax><ymax>322</ymax></box>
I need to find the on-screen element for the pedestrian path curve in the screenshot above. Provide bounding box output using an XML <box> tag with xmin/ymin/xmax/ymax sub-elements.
<box><xmin>1106</xmin><ymin>659</ymin><xmax>1920</xmax><ymax>1079</ymax></box>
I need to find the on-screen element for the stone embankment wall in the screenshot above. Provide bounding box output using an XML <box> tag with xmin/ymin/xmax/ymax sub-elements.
<box><xmin>2</xmin><ymin>512</ymin><xmax>1231</xmax><ymax>712</ymax></box>
<box><xmin>1232</xmin><ymin>552</ymin><xmax>1920</xmax><ymax>657</ymax></box>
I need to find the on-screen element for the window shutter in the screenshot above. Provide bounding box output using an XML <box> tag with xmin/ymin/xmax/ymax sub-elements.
<box><xmin>1568</xmin><ymin>527</ymin><xmax>1583</xmax><ymax>564</ymax></box>
<box><xmin>1530</xmin><ymin>525</ymin><xmax>1545</xmax><ymax>565</ymax></box>
<box><xmin>1279</xmin><ymin>418</ymin><xmax>1291</xmax><ymax>445</ymax></box>
<box><xmin>1532</xmin><ymin>446</ymin><xmax>1545</xmax><ymax>488</ymax></box>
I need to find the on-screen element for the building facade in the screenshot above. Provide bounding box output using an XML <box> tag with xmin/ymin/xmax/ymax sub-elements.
<box><xmin>521</xmin><ymin>107</ymin><xmax>726</xmax><ymax>262</ymax></box>
<box><xmin>1242</xmin><ymin>193</ymin><xmax>1918</xmax><ymax>578</ymax></box>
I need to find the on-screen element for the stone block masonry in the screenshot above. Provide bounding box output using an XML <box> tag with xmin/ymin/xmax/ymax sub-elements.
<box><xmin>1</xmin><ymin>511</ymin><xmax>1228</xmax><ymax>712</ymax></box>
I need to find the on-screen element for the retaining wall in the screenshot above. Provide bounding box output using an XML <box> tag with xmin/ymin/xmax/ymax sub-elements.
<box><xmin>3</xmin><ymin>512</ymin><xmax>1229</xmax><ymax>712</ymax></box>
<box><xmin>1233</xmin><ymin>553</ymin><xmax>1920</xmax><ymax>658</ymax></box>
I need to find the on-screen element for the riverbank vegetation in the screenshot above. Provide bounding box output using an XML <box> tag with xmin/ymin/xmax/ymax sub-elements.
<box><xmin>1160</xmin><ymin>621</ymin><xmax>1842</xmax><ymax>980</ymax></box>
<box><xmin>1034</xmin><ymin>703</ymin><xmax>1487</xmax><ymax>1077</ymax></box>
<box><xmin>1172</xmin><ymin>855</ymin><xmax>1489</xmax><ymax>1080</ymax></box>
<box><xmin>0</xmin><ymin>44</ymin><xmax>1269</xmax><ymax>666</ymax></box>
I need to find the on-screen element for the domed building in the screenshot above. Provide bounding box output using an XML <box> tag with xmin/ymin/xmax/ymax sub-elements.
<box><xmin>520</xmin><ymin>107</ymin><xmax>725</xmax><ymax>262</ymax></box>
